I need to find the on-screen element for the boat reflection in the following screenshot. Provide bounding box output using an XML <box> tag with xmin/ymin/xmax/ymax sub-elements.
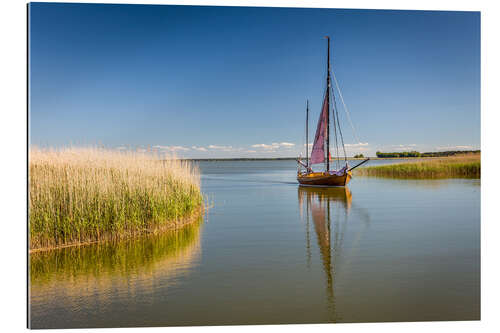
<box><xmin>298</xmin><ymin>186</ymin><xmax>353</xmax><ymax>322</ymax></box>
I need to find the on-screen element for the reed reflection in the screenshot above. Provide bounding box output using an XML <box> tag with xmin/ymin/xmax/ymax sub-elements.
<box><xmin>30</xmin><ymin>216</ymin><xmax>203</xmax><ymax>318</ymax></box>
<box><xmin>298</xmin><ymin>186</ymin><xmax>353</xmax><ymax>322</ymax></box>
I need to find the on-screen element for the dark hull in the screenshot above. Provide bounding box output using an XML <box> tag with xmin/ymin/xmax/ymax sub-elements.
<box><xmin>297</xmin><ymin>171</ymin><xmax>352</xmax><ymax>187</ymax></box>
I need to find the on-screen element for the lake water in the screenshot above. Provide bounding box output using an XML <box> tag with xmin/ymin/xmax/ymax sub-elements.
<box><xmin>29</xmin><ymin>160</ymin><xmax>480</xmax><ymax>328</ymax></box>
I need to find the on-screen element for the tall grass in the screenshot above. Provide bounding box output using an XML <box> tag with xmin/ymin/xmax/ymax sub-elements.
<box><xmin>354</xmin><ymin>154</ymin><xmax>480</xmax><ymax>179</ymax></box>
<box><xmin>29</xmin><ymin>147</ymin><xmax>203</xmax><ymax>251</ymax></box>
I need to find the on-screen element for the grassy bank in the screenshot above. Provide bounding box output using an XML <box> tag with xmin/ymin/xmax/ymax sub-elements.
<box><xmin>354</xmin><ymin>154</ymin><xmax>480</xmax><ymax>179</ymax></box>
<box><xmin>29</xmin><ymin>147</ymin><xmax>203</xmax><ymax>251</ymax></box>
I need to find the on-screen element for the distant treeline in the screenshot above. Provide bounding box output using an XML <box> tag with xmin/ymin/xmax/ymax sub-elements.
<box><xmin>419</xmin><ymin>150</ymin><xmax>480</xmax><ymax>157</ymax></box>
<box><xmin>184</xmin><ymin>157</ymin><xmax>297</xmax><ymax>162</ymax></box>
<box><xmin>375</xmin><ymin>150</ymin><xmax>480</xmax><ymax>158</ymax></box>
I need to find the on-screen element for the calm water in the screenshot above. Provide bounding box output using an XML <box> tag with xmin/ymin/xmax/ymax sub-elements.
<box><xmin>29</xmin><ymin>160</ymin><xmax>480</xmax><ymax>328</ymax></box>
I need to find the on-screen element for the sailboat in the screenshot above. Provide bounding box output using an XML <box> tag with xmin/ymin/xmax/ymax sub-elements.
<box><xmin>297</xmin><ymin>37</ymin><xmax>369</xmax><ymax>187</ymax></box>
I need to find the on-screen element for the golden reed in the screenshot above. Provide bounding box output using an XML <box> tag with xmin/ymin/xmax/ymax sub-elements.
<box><xmin>29</xmin><ymin>147</ymin><xmax>203</xmax><ymax>251</ymax></box>
<box><xmin>354</xmin><ymin>154</ymin><xmax>480</xmax><ymax>179</ymax></box>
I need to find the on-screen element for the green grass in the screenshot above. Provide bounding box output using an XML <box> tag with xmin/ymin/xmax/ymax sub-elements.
<box><xmin>29</xmin><ymin>147</ymin><xmax>203</xmax><ymax>251</ymax></box>
<box><xmin>354</xmin><ymin>154</ymin><xmax>480</xmax><ymax>179</ymax></box>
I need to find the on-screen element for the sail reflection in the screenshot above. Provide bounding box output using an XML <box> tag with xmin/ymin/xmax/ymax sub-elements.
<box><xmin>298</xmin><ymin>186</ymin><xmax>353</xmax><ymax>322</ymax></box>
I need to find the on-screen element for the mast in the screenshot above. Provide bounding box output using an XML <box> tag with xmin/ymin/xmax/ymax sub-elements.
<box><xmin>326</xmin><ymin>37</ymin><xmax>331</xmax><ymax>172</ymax></box>
<box><xmin>306</xmin><ymin>100</ymin><xmax>309</xmax><ymax>168</ymax></box>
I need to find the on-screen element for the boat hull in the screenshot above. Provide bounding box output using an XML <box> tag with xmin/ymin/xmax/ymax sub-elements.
<box><xmin>297</xmin><ymin>171</ymin><xmax>352</xmax><ymax>187</ymax></box>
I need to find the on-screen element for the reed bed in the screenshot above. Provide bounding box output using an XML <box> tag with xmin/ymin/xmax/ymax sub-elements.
<box><xmin>354</xmin><ymin>154</ymin><xmax>480</xmax><ymax>179</ymax></box>
<box><xmin>29</xmin><ymin>147</ymin><xmax>203</xmax><ymax>251</ymax></box>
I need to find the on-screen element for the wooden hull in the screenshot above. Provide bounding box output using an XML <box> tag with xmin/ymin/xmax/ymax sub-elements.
<box><xmin>297</xmin><ymin>171</ymin><xmax>352</xmax><ymax>187</ymax></box>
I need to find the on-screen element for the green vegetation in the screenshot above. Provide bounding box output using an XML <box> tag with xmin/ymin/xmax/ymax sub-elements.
<box><xmin>375</xmin><ymin>150</ymin><xmax>480</xmax><ymax>158</ymax></box>
<box><xmin>355</xmin><ymin>154</ymin><xmax>480</xmax><ymax>178</ymax></box>
<box><xmin>376</xmin><ymin>151</ymin><xmax>421</xmax><ymax>158</ymax></box>
<box><xmin>30</xmin><ymin>216</ymin><xmax>202</xmax><ymax>286</ymax></box>
<box><xmin>420</xmin><ymin>150</ymin><xmax>480</xmax><ymax>157</ymax></box>
<box><xmin>353</xmin><ymin>154</ymin><xmax>364</xmax><ymax>158</ymax></box>
<box><xmin>29</xmin><ymin>147</ymin><xmax>203</xmax><ymax>251</ymax></box>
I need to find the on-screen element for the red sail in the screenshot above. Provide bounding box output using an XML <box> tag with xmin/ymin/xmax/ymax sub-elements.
<box><xmin>310</xmin><ymin>94</ymin><xmax>328</xmax><ymax>165</ymax></box>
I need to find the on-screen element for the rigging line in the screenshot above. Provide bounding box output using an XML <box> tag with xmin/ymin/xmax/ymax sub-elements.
<box><xmin>331</xmin><ymin>83</ymin><xmax>347</xmax><ymax>162</ymax></box>
<box><xmin>330</xmin><ymin>85</ymin><xmax>340</xmax><ymax>170</ymax></box>
<box><xmin>329</xmin><ymin>77</ymin><xmax>340</xmax><ymax>169</ymax></box>
<box><xmin>337</xmin><ymin>109</ymin><xmax>347</xmax><ymax>162</ymax></box>
<box><xmin>330</xmin><ymin>83</ymin><xmax>341</xmax><ymax>167</ymax></box>
<box><xmin>331</xmin><ymin>69</ymin><xmax>362</xmax><ymax>145</ymax></box>
<box><xmin>301</xmin><ymin>103</ymin><xmax>305</xmax><ymax>165</ymax></box>
<box><xmin>305</xmin><ymin>100</ymin><xmax>309</xmax><ymax>168</ymax></box>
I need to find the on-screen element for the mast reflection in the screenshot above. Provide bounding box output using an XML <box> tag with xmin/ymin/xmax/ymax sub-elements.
<box><xmin>298</xmin><ymin>186</ymin><xmax>352</xmax><ymax>322</ymax></box>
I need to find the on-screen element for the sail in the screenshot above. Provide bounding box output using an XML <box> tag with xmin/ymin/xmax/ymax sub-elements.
<box><xmin>310</xmin><ymin>93</ymin><xmax>328</xmax><ymax>165</ymax></box>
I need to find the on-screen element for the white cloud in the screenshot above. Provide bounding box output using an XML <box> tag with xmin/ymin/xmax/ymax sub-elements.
<box><xmin>208</xmin><ymin>145</ymin><xmax>234</xmax><ymax>151</ymax></box>
<box><xmin>208</xmin><ymin>144</ymin><xmax>231</xmax><ymax>149</ymax></box>
<box><xmin>344</xmin><ymin>142</ymin><xmax>369</xmax><ymax>147</ymax></box>
<box><xmin>378</xmin><ymin>144</ymin><xmax>418</xmax><ymax>151</ymax></box>
<box><xmin>191</xmin><ymin>146</ymin><xmax>207</xmax><ymax>152</ymax></box>
<box><xmin>279</xmin><ymin>142</ymin><xmax>295</xmax><ymax>147</ymax></box>
<box><xmin>436</xmin><ymin>145</ymin><xmax>474</xmax><ymax>151</ymax></box>
<box><xmin>391</xmin><ymin>144</ymin><xmax>417</xmax><ymax>148</ymax></box>
<box><xmin>251</xmin><ymin>143</ymin><xmax>275</xmax><ymax>149</ymax></box>
<box><xmin>153</xmin><ymin>145</ymin><xmax>190</xmax><ymax>152</ymax></box>
<box><xmin>252</xmin><ymin>142</ymin><xmax>295</xmax><ymax>150</ymax></box>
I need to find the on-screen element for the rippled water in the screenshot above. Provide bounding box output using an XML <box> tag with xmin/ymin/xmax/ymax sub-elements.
<box><xmin>29</xmin><ymin>160</ymin><xmax>480</xmax><ymax>328</ymax></box>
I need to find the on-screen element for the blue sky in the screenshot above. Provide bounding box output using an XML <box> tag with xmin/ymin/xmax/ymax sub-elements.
<box><xmin>29</xmin><ymin>3</ymin><xmax>480</xmax><ymax>157</ymax></box>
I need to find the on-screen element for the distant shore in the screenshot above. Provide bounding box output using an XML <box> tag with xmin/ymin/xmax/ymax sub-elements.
<box><xmin>179</xmin><ymin>150</ymin><xmax>480</xmax><ymax>162</ymax></box>
<box><xmin>180</xmin><ymin>156</ymin><xmax>474</xmax><ymax>162</ymax></box>
<box><xmin>183</xmin><ymin>157</ymin><xmax>384</xmax><ymax>162</ymax></box>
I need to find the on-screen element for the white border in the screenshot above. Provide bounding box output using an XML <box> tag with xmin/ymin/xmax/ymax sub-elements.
<box><xmin>1</xmin><ymin>0</ymin><xmax>498</xmax><ymax>332</ymax></box>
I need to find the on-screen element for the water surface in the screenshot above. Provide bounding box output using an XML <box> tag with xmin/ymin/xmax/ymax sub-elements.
<box><xmin>29</xmin><ymin>160</ymin><xmax>480</xmax><ymax>328</ymax></box>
